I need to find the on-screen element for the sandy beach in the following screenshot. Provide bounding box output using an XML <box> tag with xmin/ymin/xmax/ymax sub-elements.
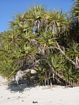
<box><xmin>0</xmin><ymin>76</ymin><xmax>79</xmax><ymax>105</ymax></box>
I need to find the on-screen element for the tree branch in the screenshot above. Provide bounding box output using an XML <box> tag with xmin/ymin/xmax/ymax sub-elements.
<box><xmin>55</xmin><ymin>42</ymin><xmax>79</xmax><ymax>69</ymax></box>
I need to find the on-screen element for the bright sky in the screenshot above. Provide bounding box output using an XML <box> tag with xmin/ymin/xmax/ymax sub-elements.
<box><xmin>0</xmin><ymin>0</ymin><xmax>73</xmax><ymax>32</ymax></box>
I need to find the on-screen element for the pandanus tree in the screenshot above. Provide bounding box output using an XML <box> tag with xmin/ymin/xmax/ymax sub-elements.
<box><xmin>0</xmin><ymin>6</ymin><xmax>79</xmax><ymax>85</ymax></box>
<box><xmin>72</xmin><ymin>0</ymin><xmax>79</xmax><ymax>18</ymax></box>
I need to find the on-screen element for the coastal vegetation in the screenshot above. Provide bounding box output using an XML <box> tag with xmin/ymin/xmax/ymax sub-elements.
<box><xmin>0</xmin><ymin>0</ymin><xmax>79</xmax><ymax>86</ymax></box>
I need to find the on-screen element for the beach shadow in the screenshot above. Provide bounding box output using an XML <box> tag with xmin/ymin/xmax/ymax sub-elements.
<box><xmin>7</xmin><ymin>79</ymin><xmax>35</xmax><ymax>92</ymax></box>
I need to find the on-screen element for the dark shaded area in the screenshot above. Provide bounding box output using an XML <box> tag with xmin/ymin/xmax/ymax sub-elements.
<box><xmin>7</xmin><ymin>73</ymin><xmax>73</xmax><ymax>93</ymax></box>
<box><xmin>7</xmin><ymin>79</ymin><xmax>37</xmax><ymax>92</ymax></box>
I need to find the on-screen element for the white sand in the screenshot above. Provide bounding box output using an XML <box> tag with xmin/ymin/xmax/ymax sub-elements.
<box><xmin>0</xmin><ymin>76</ymin><xmax>79</xmax><ymax>105</ymax></box>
